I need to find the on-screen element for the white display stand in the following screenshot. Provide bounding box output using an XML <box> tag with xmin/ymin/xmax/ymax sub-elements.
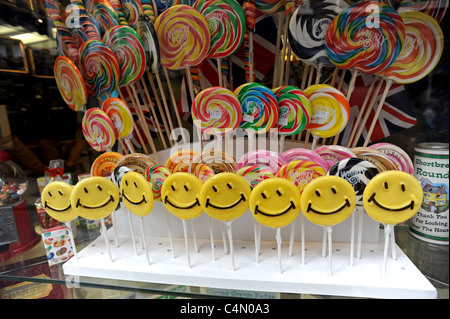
<box><xmin>63</xmin><ymin>141</ymin><xmax>437</xmax><ymax>298</ymax></box>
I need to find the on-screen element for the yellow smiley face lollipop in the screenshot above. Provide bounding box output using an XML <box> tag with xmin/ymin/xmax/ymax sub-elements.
<box><xmin>301</xmin><ymin>175</ymin><xmax>356</xmax><ymax>227</ymax></box>
<box><xmin>70</xmin><ymin>176</ymin><xmax>120</xmax><ymax>220</ymax></box>
<box><xmin>249</xmin><ymin>178</ymin><xmax>301</xmax><ymax>228</ymax></box>
<box><xmin>41</xmin><ymin>181</ymin><xmax>78</xmax><ymax>222</ymax></box>
<box><xmin>120</xmin><ymin>171</ymin><xmax>154</xmax><ymax>217</ymax></box>
<box><xmin>363</xmin><ymin>171</ymin><xmax>423</xmax><ymax>225</ymax></box>
<box><xmin>162</xmin><ymin>172</ymin><xmax>203</xmax><ymax>220</ymax></box>
<box><xmin>199</xmin><ymin>173</ymin><xmax>251</xmax><ymax>221</ymax></box>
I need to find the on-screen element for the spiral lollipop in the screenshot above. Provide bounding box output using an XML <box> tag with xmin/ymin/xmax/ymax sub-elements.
<box><xmin>121</xmin><ymin>0</ymin><xmax>144</xmax><ymax>29</ymax></box>
<box><xmin>102</xmin><ymin>25</ymin><xmax>147</xmax><ymax>85</ymax></box>
<box><xmin>325</xmin><ymin>1</ymin><xmax>405</xmax><ymax>74</ymax></box>
<box><xmin>398</xmin><ymin>0</ymin><xmax>449</xmax><ymax>24</ymax></box>
<box><xmin>82</xmin><ymin>107</ymin><xmax>117</xmax><ymax>151</ymax></box>
<box><xmin>288</xmin><ymin>0</ymin><xmax>349</xmax><ymax>68</ymax></box>
<box><xmin>236</xmin><ymin>165</ymin><xmax>274</xmax><ymax>189</ymax></box>
<box><xmin>194</xmin><ymin>0</ymin><xmax>246</xmax><ymax>59</ymax></box>
<box><xmin>273</xmin><ymin>86</ymin><xmax>311</xmax><ymax>136</ymax></box>
<box><xmin>78</xmin><ymin>40</ymin><xmax>120</xmax><ymax>97</ymax></box>
<box><xmin>146</xmin><ymin>165</ymin><xmax>171</xmax><ymax>201</ymax></box>
<box><xmin>234</xmin><ymin>82</ymin><xmax>279</xmax><ymax>134</ymax></box>
<box><xmin>156</xmin><ymin>0</ymin><xmax>191</xmax><ymax>14</ymax></box>
<box><xmin>255</xmin><ymin>0</ymin><xmax>286</xmax><ymax>14</ymax></box>
<box><xmin>101</xmin><ymin>97</ymin><xmax>134</xmax><ymax>138</ymax></box>
<box><xmin>65</xmin><ymin>2</ymin><xmax>102</xmax><ymax>44</ymax></box>
<box><xmin>236</xmin><ymin>149</ymin><xmax>287</xmax><ymax>174</ymax></box>
<box><xmin>87</xmin><ymin>0</ymin><xmax>120</xmax><ymax>34</ymax></box>
<box><xmin>276</xmin><ymin>159</ymin><xmax>326</xmax><ymax>192</ymax></box>
<box><xmin>192</xmin><ymin>87</ymin><xmax>242</xmax><ymax>135</ymax></box>
<box><xmin>54</xmin><ymin>56</ymin><xmax>88</xmax><ymax>112</ymax></box>
<box><xmin>154</xmin><ymin>5</ymin><xmax>211</xmax><ymax>70</ymax></box>
<box><xmin>109</xmin><ymin>0</ymin><xmax>128</xmax><ymax>25</ymax></box>
<box><xmin>304</xmin><ymin>84</ymin><xmax>350</xmax><ymax>141</ymax></box>
<box><xmin>141</xmin><ymin>0</ymin><xmax>158</xmax><ymax>22</ymax></box>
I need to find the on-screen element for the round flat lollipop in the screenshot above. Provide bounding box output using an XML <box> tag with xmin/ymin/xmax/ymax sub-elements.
<box><xmin>282</xmin><ymin>148</ymin><xmax>328</xmax><ymax>171</ymax></box>
<box><xmin>193</xmin><ymin>164</ymin><xmax>215</xmax><ymax>182</ymax></box>
<box><xmin>154</xmin><ymin>5</ymin><xmax>211</xmax><ymax>69</ymax></box>
<box><xmin>255</xmin><ymin>0</ymin><xmax>285</xmax><ymax>13</ymax></box>
<box><xmin>78</xmin><ymin>40</ymin><xmax>120</xmax><ymax>97</ymax></box>
<box><xmin>192</xmin><ymin>87</ymin><xmax>242</xmax><ymax>135</ymax></box>
<box><xmin>199</xmin><ymin>173</ymin><xmax>251</xmax><ymax>222</ymax></box>
<box><xmin>300</xmin><ymin>175</ymin><xmax>356</xmax><ymax>227</ymax></box>
<box><xmin>236</xmin><ymin>165</ymin><xmax>274</xmax><ymax>189</ymax></box>
<box><xmin>102</xmin><ymin>97</ymin><xmax>134</xmax><ymax>138</ymax></box>
<box><xmin>398</xmin><ymin>0</ymin><xmax>449</xmax><ymax>24</ymax></box>
<box><xmin>288</xmin><ymin>0</ymin><xmax>349</xmax><ymax>67</ymax></box>
<box><xmin>276</xmin><ymin>160</ymin><xmax>327</xmax><ymax>192</ymax></box>
<box><xmin>87</xmin><ymin>0</ymin><xmax>120</xmax><ymax>33</ymax></box>
<box><xmin>325</xmin><ymin>1</ymin><xmax>405</xmax><ymax>74</ymax></box>
<box><xmin>54</xmin><ymin>56</ymin><xmax>87</xmax><ymax>111</ymax></box>
<box><xmin>82</xmin><ymin>107</ymin><xmax>117</xmax><ymax>152</ymax></box>
<box><xmin>328</xmin><ymin>158</ymin><xmax>380</xmax><ymax>206</ymax></box>
<box><xmin>369</xmin><ymin>143</ymin><xmax>413</xmax><ymax>174</ymax></box>
<box><xmin>363</xmin><ymin>171</ymin><xmax>423</xmax><ymax>225</ymax></box>
<box><xmin>304</xmin><ymin>84</ymin><xmax>350</xmax><ymax>139</ymax></box>
<box><xmin>120</xmin><ymin>171</ymin><xmax>154</xmax><ymax>217</ymax></box>
<box><xmin>314</xmin><ymin>145</ymin><xmax>356</xmax><ymax>171</ymax></box>
<box><xmin>121</xmin><ymin>0</ymin><xmax>144</xmax><ymax>29</ymax></box>
<box><xmin>90</xmin><ymin>151</ymin><xmax>123</xmax><ymax>177</ymax></box>
<box><xmin>249</xmin><ymin>178</ymin><xmax>302</xmax><ymax>229</ymax></box>
<box><xmin>165</xmin><ymin>149</ymin><xmax>199</xmax><ymax>173</ymax></box>
<box><xmin>352</xmin><ymin>147</ymin><xmax>397</xmax><ymax>172</ymax></box>
<box><xmin>194</xmin><ymin>0</ymin><xmax>246</xmax><ymax>59</ymax></box>
<box><xmin>236</xmin><ymin>150</ymin><xmax>287</xmax><ymax>174</ymax></box>
<box><xmin>70</xmin><ymin>176</ymin><xmax>120</xmax><ymax>220</ymax></box>
<box><xmin>379</xmin><ymin>10</ymin><xmax>444</xmax><ymax>84</ymax></box>
<box><xmin>41</xmin><ymin>182</ymin><xmax>78</xmax><ymax>222</ymax></box>
<box><xmin>161</xmin><ymin>172</ymin><xmax>204</xmax><ymax>220</ymax></box>
<box><xmin>137</xmin><ymin>14</ymin><xmax>161</xmax><ymax>73</ymax></box>
<box><xmin>273</xmin><ymin>86</ymin><xmax>311</xmax><ymax>136</ymax></box>
<box><xmin>192</xmin><ymin>149</ymin><xmax>237</xmax><ymax>174</ymax></box>
<box><xmin>146</xmin><ymin>165</ymin><xmax>171</xmax><ymax>201</ymax></box>
<box><xmin>116</xmin><ymin>153</ymin><xmax>157</xmax><ymax>176</ymax></box>
<box><xmin>103</xmin><ymin>25</ymin><xmax>147</xmax><ymax>85</ymax></box>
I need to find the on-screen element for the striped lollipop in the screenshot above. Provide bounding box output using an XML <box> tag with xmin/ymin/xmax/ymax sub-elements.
<box><xmin>102</xmin><ymin>97</ymin><xmax>134</xmax><ymax>138</ymax></box>
<box><xmin>192</xmin><ymin>87</ymin><xmax>242</xmax><ymax>135</ymax></box>
<box><xmin>276</xmin><ymin>159</ymin><xmax>326</xmax><ymax>192</ymax></box>
<box><xmin>82</xmin><ymin>107</ymin><xmax>117</xmax><ymax>151</ymax></box>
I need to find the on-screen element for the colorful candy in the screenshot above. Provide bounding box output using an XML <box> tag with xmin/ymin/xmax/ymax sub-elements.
<box><xmin>54</xmin><ymin>56</ymin><xmax>88</xmax><ymax>112</ymax></box>
<box><xmin>369</xmin><ymin>142</ymin><xmax>414</xmax><ymax>174</ymax></box>
<box><xmin>116</xmin><ymin>153</ymin><xmax>157</xmax><ymax>175</ymax></box>
<box><xmin>255</xmin><ymin>0</ymin><xmax>286</xmax><ymax>14</ymax></box>
<box><xmin>273</xmin><ymin>86</ymin><xmax>311</xmax><ymax>136</ymax></box>
<box><xmin>193</xmin><ymin>164</ymin><xmax>216</xmax><ymax>182</ymax></box>
<box><xmin>78</xmin><ymin>40</ymin><xmax>120</xmax><ymax>97</ymax></box>
<box><xmin>282</xmin><ymin>148</ymin><xmax>329</xmax><ymax>171</ymax></box>
<box><xmin>102</xmin><ymin>25</ymin><xmax>147</xmax><ymax>85</ymax></box>
<box><xmin>90</xmin><ymin>151</ymin><xmax>123</xmax><ymax>177</ymax></box>
<box><xmin>234</xmin><ymin>82</ymin><xmax>279</xmax><ymax>134</ymax></box>
<box><xmin>325</xmin><ymin>1</ymin><xmax>405</xmax><ymax>74</ymax></box>
<box><xmin>82</xmin><ymin>107</ymin><xmax>117</xmax><ymax>151</ymax></box>
<box><xmin>165</xmin><ymin>149</ymin><xmax>200</xmax><ymax>173</ymax></box>
<box><xmin>192</xmin><ymin>87</ymin><xmax>242</xmax><ymax>135</ymax></box>
<box><xmin>121</xmin><ymin>0</ymin><xmax>144</xmax><ymax>29</ymax></box>
<box><xmin>192</xmin><ymin>149</ymin><xmax>237</xmax><ymax>173</ymax></box>
<box><xmin>237</xmin><ymin>149</ymin><xmax>287</xmax><ymax>174</ymax></box>
<box><xmin>243</xmin><ymin>0</ymin><xmax>256</xmax><ymax>32</ymax></box>
<box><xmin>398</xmin><ymin>0</ymin><xmax>449</xmax><ymax>24</ymax></box>
<box><xmin>236</xmin><ymin>165</ymin><xmax>274</xmax><ymax>189</ymax></box>
<box><xmin>352</xmin><ymin>147</ymin><xmax>397</xmax><ymax>172</ymax></box>
<box><xmin>154</xmin><ymin>5</ymin><xmax>211</xmax><ymax>70</ymax></box>
<box><xmin>314</xmin><ymin>145</ymin><xmax>356</xmax><ymax>171</ymax></box>
<box><xmin>87</xmin><ymin>0</ymin><xmax>121</xmax><ymax>34</ymax></box>
<box><xmin>276</xmin><ymin>160</ymin><xmax>326</xmax><ymax>192</ymax></box>
<box><xmin>146</xmin><ymin>165</ymin><xmax>171</xmax><ymax>201</ymax></box>
<box><xmin>101</xmin><ymin>97</ymin><xmax>134</xmax><ymax>139</ymax></box>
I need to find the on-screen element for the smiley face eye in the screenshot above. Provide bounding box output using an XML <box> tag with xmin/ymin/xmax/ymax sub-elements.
<box><xmin>384</xmin><ymin>182</ymin><xmax>389</xmax><ymax>189</ymax></box>
<box><xmin>184</xmin><ymin>185</ymin><xmax>189</xmax><ymax>191</ymax></box>
<box><xmin>401</xmin><ymin>184</ymin><xmax>406</xmax><ymax>192</ymax></box>
<box><xmin>48</xmin><ymin>191</ymin><xmax>53</xmax><ymax>197</ymax></box>
<box><xmin>261</xmin><ymin>192</ymin><xmax>267</xmax><ymax>199</ymax></box>
<box><xmin>276</xmin><ymin>190</ymin><xmax>282</xmax><ymax>196</ymax></box>
<box><xmin>212</xmin><ymin>186</ymin><xmax>218</xmax><ymax>192</ymax></box>
<box><xmin>58</xmin><ymin>190</ymin><xmax>63</xmax><ymax>196</ymax></box>
<box><xmin>171</xmin><ymin>185</ymin><xmax>176</xmax><ymax>191</ymax></box>
<box><xmin>97</xmin><ymin>185</ymin><xmax>103</xmax><ymax>191</ymax></box>
<box><xmin>331</xmin><ymin>187</ymin><xmax>337</xmax><ymax>194</ymax></box>
<box><xmin>83</xmin><ymin>188</ymin><xmax>88</xmax><ymax>193</ymax></box>
<box><xmin>227</xmin><ymin>183</ymin><xmax>232</xmax><ymax>189</ymax></box>
<box><xmin>315</xmin><ymin>190</ymin><xmax>321</xmax><ymax>197</ymax></box>
<box><xmin>134</xmin><ymin>182</ymin><xmax>138</xmax><ymax>188</ymax></box>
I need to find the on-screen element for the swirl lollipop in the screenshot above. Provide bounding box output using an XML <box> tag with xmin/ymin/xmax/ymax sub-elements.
<box><xmin>154</xmin><ymin>5</ymin><xmax>210</xmax><ymax>70</ymax></box>
<box><xmin>121</xmin><ymin>0</ymin><xmax>144</xmax><ymax>29</ymax></box>
<box><xmin>236</xmin><ymin>149</ymin><xmax>287</xmax><ymax>174</ymax></box>
<box><xmin>102</xmin><ymin>25</ymin><xmax>147</xmax><ymax>85</ymax></box>
<box><xmin>192</xmin><ymin>87</ymin><xmax>242</xmax><ymax>135</ymax></box>
<box><xmin>78</xmin><ymin>40</ymin><xmax>120</xmax><ymax>97</ymax></box>
<box><xmin>236</xmin><ymin>165</ymin><xmax>274</xmax><ymax>189</ymax></box>
<box><xmin>109</xmin><ymin>0</ymin><xmax>128</xmax><ymax>25</ymax></box>
<box><xmin>90</xmin><ymin>151</ymin><xmax>123</xmax><ymax>177</ymax></box>
<box><xmin>398</xmin><ymin>0</ymin><xmax>449</xmax><ymax>24</ymax></box>
<box><xmin>82</xmin><ymin>107</ymin><xmax>117</xmax><ymax>151</ymax></box>
<box><xmin>87</xmin><ymin>0</ymin><xmax>121</xmax><ymax>34</ymax></box>
<box><xmin>102</xmin><ymin>97</ymin><xmax>134</xmax><ymax>138</ymax></box>
<box><xmin>276</xmin><ymin>159</ymin><xmax>326</xmax><ymax>193</ymax></box>
<box><xmin>54</xmin><ymin>56</ymin><xmax>88</xmax><ymax>112</ymax></box>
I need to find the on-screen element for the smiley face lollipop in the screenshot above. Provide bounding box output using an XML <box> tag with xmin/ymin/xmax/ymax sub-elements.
<box><xmin>120</xmin><ymin>171</ymin><xmax>154</xmax><ymax>264</ymax></box>
<box><xmin>249</xmin><ymin>178</ymin><xmax>301</xmax><ymax>272</ymax></box>
<box><xmin>71</xmin><ymin>176</ymin><xmax>120</xmax><ymax>261</ymax></box>
<box><xmin>300</xmin><ymin>175</ymin><xmax>356</xmax><ymax>275</ymax></box>
<box><xmin>362</xmin><ymin>171</ymin><xmax>423</xmax><ymax>278</ymax></box>
<box><xmin>199</xmin><ymin>173</ymin><xmax>251</xmax><ymax>270</ymax></box>
<box><xmin>42</xmin><ymin>181</ymin><xmax>78</xmax><ymax>259</ymax></box>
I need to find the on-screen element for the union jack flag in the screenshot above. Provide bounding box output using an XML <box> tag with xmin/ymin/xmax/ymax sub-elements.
<box><xmin>337</xmin><ymin>73</ymin><xmax>417</xmax><ymax>147</ymax></box>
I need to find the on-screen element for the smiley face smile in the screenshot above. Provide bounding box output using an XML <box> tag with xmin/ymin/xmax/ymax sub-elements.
<box><xmin>367</xmin><ymin>193</ymin><xmax>414</xmax><ymax>211</ymax></box>
<box><xmin>306</xmin><ymin>198</ymin><xmax>351</xmax><ymax>215</ymax></box>
<box><xmin>164</xmin><ymin>196</ymin><xmax>200</xmax><ymax>210</ymax></box>
<box><xmin>44</xmin><ymin>202</ymin><xmax>72</xmax><ymax>212</ymax></box>
<box><xmin>254</xmin><ymin>201</ymin><xmax>296</xmax><ymax>217</ymax></box>
<box><xmin>76</xmin><ymin>195</ymin><xmax>115</xmax><ymax>209</ymax></box>
<box><xmin>122</xmin><ymin>190</ymin><xmax>147</xmax><ymax>205</ymax></box>
<box><xmin>205</xmin><ymin>193</ymin><xmax>246</xmax><ymax>210</ymax></box>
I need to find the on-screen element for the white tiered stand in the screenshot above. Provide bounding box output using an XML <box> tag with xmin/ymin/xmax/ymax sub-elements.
<box><xmin>63</xmin><ymin>141</ymin><xmax>437</xmax><ymax>299</ymax></box>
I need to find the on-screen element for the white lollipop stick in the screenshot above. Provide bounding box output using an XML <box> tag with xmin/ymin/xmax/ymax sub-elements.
<box><xmin>253</xmin><ymin>219</ymin><xmax>261</xmax><ymax>263</ymax></box>
<box><xmin>288</xmin><ymin>220</ymin><xmax>295</xmax><ymax>257</ymax></box>
<box><xmin>382</xmin><ymin>224</ymin><xmax>393</xmax><ymax>278</ymax></box>
<box><xmin>165</xmin><ymin>211</ymin><xmax>175</xmax><ymax>258</ymax></box>
<box><xmin>301</xmin><ymin>213</ymin><xmax>305</xmax><ymax>265</ymax></box>
<box><xmin>357</xmin><ymin>207</ymin><xmax>364</xmax><ymax>259</ymax></box>
<box><xmin>112</xmin><ymin>211</ymin><xmax>119</xmax><ymax>248</ymax></box>
<box><xmin>101</xmin><ymin>218</ymin><xmax>112</xmax><ymax>262</ymax></box>
<box><xmin>225</xmin><ymin>221</ymin><xmax>235</xmax><ymax>271</ymax></box>
<box><xmin>191</xmin><ymin>219</ymin><xmax>199</xmax><ymax>253</ymax></box>
<box><xmin>65</xmin><ymin>221</ymin><xmax>78</xmax><ymax>259</ymax></box>
<box><xmin>321</xmin><ymin>227</ymin><xmax>327</xmax><ymax>258</ymax></box>
<box><xmin>391</xmin><ymin>224</ymin><xmax>397</xmax><ymax>260</ymax></box>
<box><xmin>139</xmin><ymin>217</ymin><xmax>150</xmax><ymax>265</ymax></box>
<box><xmin>276</xmin><ymin>227</ymin><xmax>282</xmax><ymax>274</ymax></box>
<box><xmin>221</xmin><ymin>222</ymin><xmax>229</xmax><ymax>255</ymax></box>
<box><xmin>208</xmin><ymin>216</ymin><xmax>216</xmax><ymax>261</ymax></box>
<box><xmin>182</xmin><ymin>219</ymin><xmax>191</xmax><ymax>268</ymax></box>
<box><xmin>127</xmin><ymin>210</ymin><xmax>138</xmax><ymax>256</ymax></box>
<box><xmin>350</xmin><ymin>210</ymin><xmax>356</xmax><ymax>266</ymax></box>
<box><xmin>327</xmin><ymin>226</ymin><xmax>333</xmax><ymax>276</ymax></box>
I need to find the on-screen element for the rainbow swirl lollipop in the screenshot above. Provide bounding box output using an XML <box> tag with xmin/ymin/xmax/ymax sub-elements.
<box><xmin>276</xmin><ymin>159</ymin><xmax>326</xmax><ymax>192</ymax></box>
<box><xmin>102</xmin><ymin>25</ymin><xmax>146</xmax><ymax>85</ymax></box>
<box><xmin>156</xmin><ymin>0</ymin><xmax>191</xmax><ymax>14</ymax></box>
<box><xmin>398</xmin><ymin>0</ymin><xmax>449</xmax><ymax>24</ymax></box>
<box><xmin>121</xmin><ymin>0</ymin><xmax>144</xmax><ymax>29</ymax></box>
<box><xmin>154</xmin><ymin>5</ymin><xmax>211</xmax><ymax>70</ymax></box>
<box><xmin>87</xmin><ymin>0</ymin><xmax>120</xmax><ymax>34</ymax></box>
<box><xmin>54</xmin><ymin>56</ymin><xmax>87</xmax><ymax>112</ymax></box>
<box><xmin>102</xmin><ymin>97</ymin><xmax>134</xmax><ymax>138</ymax></box>
<box><xmin>304</xmin><ymin>84</ymin><xmax>350</xmax><ymax>139</ymax></box>
<box><xmin>78</xmin><ymin>40</ymin><xmax>120</xmax><ymax>97</ymax></box>
<box><xmin>379</xmin><ymin>10</ymin><xmax>444</xmax><ymax>84</ymax></box>
<box><xmin>192</xmin><ymin>87</ymin><xmax>242</xmax><ymax>135</ymax></box>
<box><xmin>234</xmin><ymin>82</ymin><xmax>279</xmax><ymax>134</ymax></box>
<box><xmin>194</xmin><ymin>0</ymin><xmax>246</xmax><ymax>59</ymax></box>
<box><xmin>146</xmin><ymin>165</ymin><xmax>171</xmax><ymax>201</ymax></box>
<box><xmin>273</xmin><ymin>86</ymin><xmax>311</xmax><ymax>136</ymax></box>
<box><xmin>325</xmin><ymin>1</ymin><xmax>405</xmax><ymax>74</ymax></box>
<box><xmin>255</xmin><ymin>0</ymin><xmax>286</xmax><ymax>14</ymax></box>
<box><xmin>109</xmin><ymin>0</ymin><xmax>128</xmax><ymax>25</ymax></box>
<box><xmin>82</xmin><ymin>107</ymin><xmax>117</xmax><ymax>151</ymax></box>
